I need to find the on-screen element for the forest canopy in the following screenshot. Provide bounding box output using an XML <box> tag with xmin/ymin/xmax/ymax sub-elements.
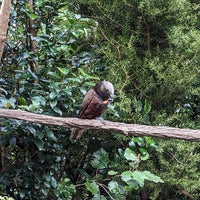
<box><xmin>0</xmin><ymin>0</ymin><xmax>200</xmax><ymax>199</ymax></box>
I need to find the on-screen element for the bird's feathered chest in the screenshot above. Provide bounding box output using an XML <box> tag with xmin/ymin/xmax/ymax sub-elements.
<box><xmin>78</xmin><ymin>89</ymin><xmax>109</xmax><ymax>119</ymax></box>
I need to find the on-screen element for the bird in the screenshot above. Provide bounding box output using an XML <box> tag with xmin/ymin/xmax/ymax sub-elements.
<box><xmin>70</xmin><ymin>80</ymin><xmax>114</xmax><ymax>140</ymax></box>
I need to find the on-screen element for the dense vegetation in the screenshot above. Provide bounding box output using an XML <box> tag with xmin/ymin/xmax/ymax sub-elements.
<box><xmin>0</xmin><ymin>0</ymin><xmax>199</xmax><ymax>199</ymax></box>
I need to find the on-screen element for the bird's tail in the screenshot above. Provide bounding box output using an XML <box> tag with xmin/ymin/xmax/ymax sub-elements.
<box><xmin>70</xmin><ymin>128</ymin><xmax>84</xmax><ymax>140</ymax></box>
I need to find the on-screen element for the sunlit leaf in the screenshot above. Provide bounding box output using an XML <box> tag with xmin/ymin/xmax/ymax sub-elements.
<box><xmin>28</xmin><ymin>13</ymin><xmax>38</xmax><ymax>19</ymax></box>
<box><xmin>142</xmin><ymin>171</ymin><xmax>164</xmax><ymax>183</ymax></box>
<box><xmin>139</xmin><ymin>148</ymin><xmax>149</xmax><ymax>160</ymax></box>
<box><xmin>53</xmin><ymin>107</ymin><xmax>62</xmax><ymax>116</ymax></box>
<box><xmin>108</xmin><ymin>170</ymin><xmax>118</xmax><ymax>175</ymax></box>
<box><xmin>51</xmin><ymin>177</ymin><xmax>57</xmax><ymax>188</ymax></box>
<box><xmin>85</xmin><ymin>180</ymin><xmax>99</xmax><ymax>195</ymax></box>
<box><xmin>92</xmin><ymin>194</ymin><xmax>107</xmax><ymax>200</ymax></box>
<box><xmin>124</xmin><ymin>148</ymin><xmax>137</xmax><ymax>161</ymax></box>
<box><xmin>50</xmin><ymin>100</ymin><xmax>57</xmax><ymax>108</ymax></box>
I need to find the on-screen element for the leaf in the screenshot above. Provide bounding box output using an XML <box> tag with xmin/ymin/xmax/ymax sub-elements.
<box><xmin>44</xmin><ymin>174</ymin><xmax>51</xmax><ymax>181</ymax></box>
<box><xmin>18</xmin><ymin>96</ymin><xmax>28</xmax><ymax>106</ymax></box>
<box><xmin>51</xmin><ymin>177</ymin><xmax>57</xmax><ymax>188</ymax></box>
<box><xmin>128</xmin><ymin>140</ymin><xmax>136</xmax><ymax>149</ymax></box>
<box><xmin>75</xmin><ymin>14</ymin><xmax>81</xmax><ymax>20</ymax></box>
<box><xmin>131</xmin><ymin>171</ymin><xmax>145</xmax><ymax>187</ymax></box>
<box><xmin>9</xmin><ymin>136</ymin><xmax>16</xmax><ymax>147</ymax></box>
<box><xmin>108</xmin><ymin>181</ymin><xmax>124</xmax><ymax>195</ymax></box>
<box><xmin>121</xmin><ymin>171</ymin><xmax>132</xmax><ymax>182</ymax></box>
<box><xmin>27</xmin><ymin>126</ymin><xmax>37</xmax><ymax>137</ymax></box>
<box><xmin>57</xmin><ymin>67</ymin><xmax>69</xmax><ymax>75</ymax></box>
<box><xmin>53</xmin><ymin>107</ymin><xmax>62</xmax><ymax>116</ymax></box>
<box><xmin>85</xmin><ymin>180</ymin><xmax>99</xmax><ymax>195</ymax></box>
<box><xmin>32</xmin><ymin>96</ymin><xmax>46</xmax><ymax>106</ymax></box>
<box><xmin>47</xmin><ymin>71</ymin><xmax>60</xmax><ymax>79</ymax></box>
<box><xmin>41</xmin><ymin>188</ymin><xmax>49</xmax><ymax>196</ymax></box>
<box><xmin>77</xmin><ymin>169</ymin><xmax>90</xmax><ymax>178</ymax></box>
<box><xmin>133</xmin><ymin>137</ymin><xmax>145</xmax><ymax>147</ymax></box>
<box><xmin>50</xmin><ymin>100</ymin><xmax>57</xmax><ymax>108</ymax></box>
<box><xmin>121</xmin><ymin>171</ymin><xmax>145</xmax><ymax>187</ymax></box>
<box><xmin>92</xmin><ymin>194</ymin><xmax>107</xmax><ymax>200</ymax></box>
<box><xmin>28</xmin><ymin>13</ymin><xmax>38</xmax><ymax>19</ymax></box>
<box><xmin>91</xmin><ymin>148</ymin><xmax>110</xmax><ymax>169</ymax></box>
<box><xmin>34</xmin><ymin>138</ymin><xmax>44</xmax><ymax>151</ymax></box>
<box><xmin>47</xmin><ymin>131</ymin><xmax>57</xmax><ymax>142</ymax></box>
<box><xmin>134</xmin><ymin>98</ymin><xmax>143</xmax><ymax>113</ymax></box>
<box><xmin>144</xmin><ymin>99</ymin><xmax>152</xmax><ymax>114</ymax></box>
<box><xmin>124</xmin><ymin>148</ymin><xmax>137</xmax><ymax>161</ymax></box>
<box><xmin>142</xmin><ymin>171</ymin><xmax>164</xmax><ymax>183</ymax></box>
<box><xmin>139</xmin><ymin>148</ymin><xmax>149</xmax><ymax>160</ymax></box>
<box><xmin>80</xmin><ymin>87</ymin><xmax>87</xmax><ymax>95</ymax></box>
<box><xmin>108</xmin><ymin>170</ymin><xmax>118</xmax><ymax>175</ymax></box>
<box><xmin>49</xmin><ymin>91</ymin><xmax>58</xmax><ymax>99</ymax></box>
<box><xmin>118</xmin><ymin>148</ymin><xmax>124</xmax><ymax>157</ymax></box>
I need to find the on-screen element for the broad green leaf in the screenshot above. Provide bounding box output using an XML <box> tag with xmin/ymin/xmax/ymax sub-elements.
<box><xmin>49</xmin><ymin>91</ymin><xmax>57</xmax><ymax>99</ymax></box>
<box><xmin>128</xmin><ymin>140</ymin><xmax>136</xmax><ymax>148</ymax></box>
<box><xmin>32</xmin><ymin>96</ymin><xmax>46</xmax><ymax>106</ymax></box>
<box><xmin>47</xmin><ymin>131</ymin><xmax>57</xmax><ymax>142</ymax></box>
<box><xmin>91</xmin><ymin>148</ymin><xmax>110</xmax><ymax>169</ymax></box>
<box><xmin>18</xmin><ymin>96</ymin><xmax>28</xmax><ymax>106</ymax></box>
<box><xmin>80</xmin><ymin>87</ymin><xmax>87</xmax><ymax>95</ymax></box>
<box><xmin>124</xmin><ymin>147</ymin><xmax>137</xmax><ymax>161</ymax></box>
<box><xmin>142</xmin><ymin>171</ymin><xmax>164</xmax><ymax>183</ymax></box>
<box><xmin>85</xmin><ymin>180</ymin><xmax>99</xmax><ymax>195</ymax></box>
<box><xmin>118</xmin><ymin>148</ymin><xmax>124</xmax><ymax>157</ymax></box>
<box><xmin>50</xmin><ymin>100</ymin><xmax>57</xmax><ymax>108</ymax></box>
<box><xmin>53</xmin><ymin>107</ymin><xmax>62</xmax><ymax>116</ymax></box>
<box><xmin>108</xmin><ymin>170</ymin><xmax>118</xmax><ymax>175</ymax></box>
<box><xmin>75</xmin><ymin>14</ymin><xmax>81</xmax><ymax>20</ymax></box>
<box><xmin>108</xmin><ymin>181</ymin><xmax>124</xmax><ymax>195</ymax></box>
<box><xmin>27</xmin><ymin>126</ymin><xmax>37</xmax><ymax>137</ymax></box>
<box><xmin>121</xmin><ymin>171</ymin><xmax>132</xmax><ymax>182</ymax></box>
<box><xmin>131</xmin><ymin>171</ymin><xmax>145</xmax><ymax>187</ymax></box>
<box><xmin>139</xmin><ymin>148</ymin><xmax>149</xmax><ymax>160</ymax></box>
<box><xmin>28</xmin><ymin>13</ymin><xmax>38</xmax><ymax>20</ymax></box>
<box><xmin>92</xmin><ymin>194</ymin><xmax>107</xmax><ymax>200</ymax></box>
<box><xmin>133</xmin><ymin>137</ymin><xmax>144</xmax><ymax>147</ymax></box>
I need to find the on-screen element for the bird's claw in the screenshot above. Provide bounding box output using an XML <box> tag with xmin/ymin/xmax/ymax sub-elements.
<box><xmin>95</xmin><ymin>116</ymin><xmax>106</xmax><ymax>125</ymax></box>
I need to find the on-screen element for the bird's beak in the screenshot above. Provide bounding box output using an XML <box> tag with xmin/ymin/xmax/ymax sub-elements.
<box><xmin>108</xmin><ymin>96</ymin><xmax>114</xmax><ymax>102</ymax></box>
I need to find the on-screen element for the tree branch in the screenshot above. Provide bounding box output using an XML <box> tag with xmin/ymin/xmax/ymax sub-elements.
<box><xmin>0</xmin><ymin>109</ymin><xmax>199</xmax><ymax>141</ymax></box>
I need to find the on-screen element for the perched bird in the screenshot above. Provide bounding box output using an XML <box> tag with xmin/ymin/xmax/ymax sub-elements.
<box><xmin>70</xmin><ymin>80</ymin><xmax>114</xmax><ymax>140</ymax></box>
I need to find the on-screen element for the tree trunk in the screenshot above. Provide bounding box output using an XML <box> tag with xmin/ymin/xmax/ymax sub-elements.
<box><xmin>0</xmin><ymin>0</ymin><xmax>12</xmax><ymax>61</ymax></box>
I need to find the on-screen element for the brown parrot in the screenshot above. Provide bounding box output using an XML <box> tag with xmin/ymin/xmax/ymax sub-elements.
<box><xmin>70</xmin><ymin>80</ymin><xmax>114</xmax><ymax>140</ymax></box>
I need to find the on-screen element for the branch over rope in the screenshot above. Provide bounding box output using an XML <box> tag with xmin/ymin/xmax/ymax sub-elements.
<box><xmin>0</xmin><ymin>109</ymin><xmax>199</xmax><ymax>141</ymax></box>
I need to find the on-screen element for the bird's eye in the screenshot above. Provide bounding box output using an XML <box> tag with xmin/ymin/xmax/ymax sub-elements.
<box><xmin>106</xmin><ymin>89</ymin><xmax>109</xmax><ymax>93</ymax></box>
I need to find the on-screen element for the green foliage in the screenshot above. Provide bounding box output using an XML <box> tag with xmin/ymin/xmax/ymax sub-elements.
<box><xmin>0</xmin><ymin>0</ymin><xmax>200</xmax><ymax>199</ymax></box>
<box><xmin>0</xmin><ymin>197</ymin><xmax>14</xmax><ymax>200</ymax></box>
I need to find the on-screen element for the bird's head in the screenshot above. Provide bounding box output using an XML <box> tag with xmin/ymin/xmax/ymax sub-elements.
<box><xmin>95</xmin><ymin>80</ymin><xmax>114</xmax><ymax>101</ymax></box>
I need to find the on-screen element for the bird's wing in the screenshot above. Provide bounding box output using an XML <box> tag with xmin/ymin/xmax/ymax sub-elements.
<box><xmin>78</xmin><ymin>89</ymin><xmax>95</xmax><ymax>118</ymax></box>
